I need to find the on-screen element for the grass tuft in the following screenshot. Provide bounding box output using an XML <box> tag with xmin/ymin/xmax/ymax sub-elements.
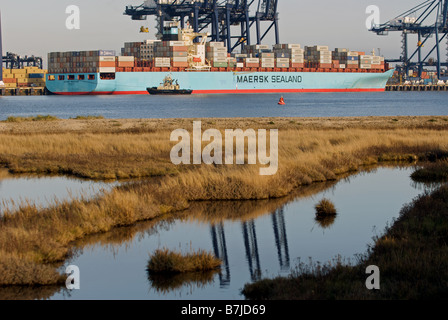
<box><xmin>315</xmin><ymin>198</ymin><xmax>337</xmax><ymax>217</ymax></box>
<box><xmin>147</xmin><ymin>248</ymin><xmax>222</xmax><ymax>274</ymax></box>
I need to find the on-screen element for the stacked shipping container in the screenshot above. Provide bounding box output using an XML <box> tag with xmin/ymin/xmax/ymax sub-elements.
<box><xmin>305</xmin><ymin>45</ymin><xmax>332</xmax><ymax>68</ymax></box>
<box><xmin>274</xmin><ymin>44</ymin><xmax>303</xmax><ymax>68</ymax></box>
<box><xmin>47</xmin><ymin>40</ymin><xmax>387</xmax><ymax>74</ymax></box>
<box><xmin>153</xmin><ymin>41</ymin><xmax>189</xmax><ymax>68</ymax></box>
<box><xmin>2</xmin><ymin>67</ymin><xmax>47</xmax><ymax>88</ymax></box>
<box><xmin>48</xmin><ymin>50</ymin><xmax>116</xmax><ymax>74</ymax></box>
<box><xmin>206</xmin><ymin>42</ymin><xmax>228</xmax><ymax>67</ymax></box>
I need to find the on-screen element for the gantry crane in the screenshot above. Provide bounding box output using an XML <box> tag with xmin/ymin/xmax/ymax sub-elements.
<box><xmin>2</xmin><ymin>52</ymin><xmax>43</xmax><ymax>70</ymax></box>
<box><xmin>371</xmin><ymin>0</ymin><xmax>448</xmax><ymax>80</ymax></box>
<box><xmin>124</xmin><ymin>0</ymin><xmax>280</xmax><ymax>53</ymax></box>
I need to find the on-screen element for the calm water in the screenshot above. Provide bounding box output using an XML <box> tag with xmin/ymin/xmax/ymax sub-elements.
<box><xmin>0</xmin><ymin>169</ymin><xmax>115</xmax><ymax>214</ymax></box>
<box><xmin>0</xmin><ymin>92</ymin><xmax>447</xmax><ymax>120</ymax></box>
<box><xmin>38</xmin><ymin>166</ymin><xmax>435</xmax><ymax>300</ymax></box>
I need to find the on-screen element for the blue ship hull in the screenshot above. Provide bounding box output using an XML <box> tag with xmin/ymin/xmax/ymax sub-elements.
<box><xmin>46</xmin><ymin>69</ymin><xmax>394</xmax><ymax>95</ymax></box>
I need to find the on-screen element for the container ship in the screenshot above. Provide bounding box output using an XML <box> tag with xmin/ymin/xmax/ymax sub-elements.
<box><xmin>45</xmin><ymin>24</ymin><xmax>393</xmax><ymax>95</ymax></box>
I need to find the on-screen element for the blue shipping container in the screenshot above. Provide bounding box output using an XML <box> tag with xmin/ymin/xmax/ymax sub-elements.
<box><xmin>29</xmin><ymin>73</ymin><xmax>45</xmax><ymax>79</ymax></box>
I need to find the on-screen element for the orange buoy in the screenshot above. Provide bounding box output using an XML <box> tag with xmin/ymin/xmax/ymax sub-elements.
<box><xmin>278</xmin><ymin>96</ymin><xmax>285</xmax><ymax>105</ymax></box>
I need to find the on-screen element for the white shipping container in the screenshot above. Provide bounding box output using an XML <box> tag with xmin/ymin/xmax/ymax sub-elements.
<box><xmin>212</xmin><ymin>57</ymin><xmax>228</xmax><ymax>62</ymax></box>
<box><xmin>236</xmin><ymin>63</ymin><xmax>244</xmax><ymax>68</ymax></box>
<box><xmin>291</xmin><ymin>49</ymin><xmax>305</xmax><ymax>54</ymax></box>
<box><xmin>207</xmin><ymin>42</ymin><xmax>225</xmax><ymax>48</ymax></box>
<box><xmin>276</xmin><ymin>63</ymin><xmax>289</xmax><ymax>68</ymax></box>
<box><xmin>207</xmin><ymin>47</ymin><xmax>227</xmax><ymax>53</ymax></box>
<box><xmin>207</xmin><ymin>52</ymin><xmax>227</xmax><ymax>58</ymax></box>
<box><xmin>172</xmin><ymin>57</ymin><xmax>188</xmax><ymax>62</ymax></box>
<box><xmin>99</xmin><ymin>67</ymin><xmax>116</xmax><ymax>73</ymax></box>
<box><xmin>246</xmin><ymin>58</ymin><xmax>260</xmax><ymax>63</ymax></box>
<box><xmin>118</xmin><ymin>56</ymin><xmax>135</xmax><ymax>62</ymax></box>
<box><xmin>167</xmin><ymin>41</ymin><xmax>185</xmax><ymax>46</ymax></box>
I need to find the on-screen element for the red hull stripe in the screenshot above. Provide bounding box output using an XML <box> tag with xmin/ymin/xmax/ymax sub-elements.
<box><xmin>54</xmin><ymin>88</ymin><xmax>385</xmax><ymax>95</ymax></box>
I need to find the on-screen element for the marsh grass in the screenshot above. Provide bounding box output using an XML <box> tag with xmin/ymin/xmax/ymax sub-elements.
<box><xmin>1</xmin><ymin>116</ymin><xmax>448</xmax><ymax>287</ymax></box>
<box><xmin>4</xmin><ymin>115</ymin><xmax>59</xmax><ymax>123</ymax></box>
<box><xmin>411</xmin><ymin>159</ymin><xmax>448</xmax><ymax>182</ymax></box>
<box><xmin>70</xmin><ymin>115</ymin><xmax>105</xmax><ymax>120</ymax></box>
<box><xmin>147</xmin><ymin>248</ymin><xmax>222</xmax><ymax>274</ymax></box>
<box><xmin>314</xmin><ymin>198</ymin><xmax>337</xmax><ymax>217</ymax></box>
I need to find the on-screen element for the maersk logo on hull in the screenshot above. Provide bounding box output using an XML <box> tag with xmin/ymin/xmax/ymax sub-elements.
<box><xmin>236</xmin><ymin>75</ymin><xmax>302</xmax><ymax>84</ymax></box>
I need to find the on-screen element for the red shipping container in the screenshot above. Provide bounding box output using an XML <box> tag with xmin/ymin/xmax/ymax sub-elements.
<box><xmin>172</xmin><ymin>62</ymin><xmax>189</xmax><ymax>68</ymax></box>
<box><xmin>246</xmin><ymin>63</ymin><xmax>259</xmax><ymax>68</ymax></box>
<box><xmin>99</xmin><ymin>61</ymin><xmax>116</xmax><ymax>68</ymax></box>
<box><xmin>118</xmin><ymin>61</ymin><xmax>135</xmax><ymax>68</ymax></box>
<box><xmin>3</xmin><ymin>78</ymin><xmax>16</xmax><ymax>83</ymax></box>
<box><xmin>170</xmin><ymin>46</ymin><xmax>188</xmax><ymax>52</ymax></box>
<box><xmin>291</xmin><ymin>63</ymin><xmax>304</xmax><ymax>68</ymax></box>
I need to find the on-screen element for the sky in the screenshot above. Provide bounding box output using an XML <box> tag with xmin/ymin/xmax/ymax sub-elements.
<box><xmin>0</xmin><ymin>0</ymin><xmax>440</xmax><ymax>65</ymax></box>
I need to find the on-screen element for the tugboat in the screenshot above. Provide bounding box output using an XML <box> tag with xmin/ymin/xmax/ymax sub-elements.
<box><xmin>147</xmin><ymin>75</ymin><xmax>193</xmax><ymax>95</ymax></box>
